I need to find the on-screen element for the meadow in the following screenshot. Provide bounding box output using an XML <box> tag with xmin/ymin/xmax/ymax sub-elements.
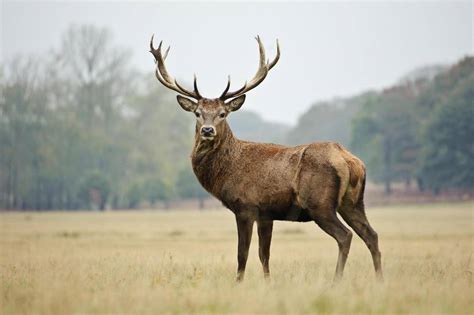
<box><xmin>1</xmin><ymin>202</ymin><xmax>473</xmax><ymax>314</ymax></box>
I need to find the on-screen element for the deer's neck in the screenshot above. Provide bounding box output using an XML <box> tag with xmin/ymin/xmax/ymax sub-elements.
<box><xmin>191</xmin><ymin>121</ymin><xmax>237</xmax><ymax>196</ymax></box>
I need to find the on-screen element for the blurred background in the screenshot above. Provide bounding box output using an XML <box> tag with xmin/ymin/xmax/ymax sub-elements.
<box><xmin>1</xmin><ymin>1</ymin><xmax>472</xmax><ymax>210</ymax></box>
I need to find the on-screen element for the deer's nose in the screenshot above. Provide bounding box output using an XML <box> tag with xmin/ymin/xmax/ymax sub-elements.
<box><xmin>201</xmin><ymin>126</ymin><xmax>215</xmax><ymax>135</ymax></box>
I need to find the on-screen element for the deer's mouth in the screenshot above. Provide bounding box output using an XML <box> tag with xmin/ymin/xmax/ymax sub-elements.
<box><xmin>201</xmin><ymin>135</ymin><xmax>216</xmax><ymax>141</ymax></box>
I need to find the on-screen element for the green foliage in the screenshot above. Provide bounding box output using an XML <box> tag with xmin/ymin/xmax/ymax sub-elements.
<box><xmin>419</xmin><ymin>60</ymin><xmax>474</xmax><ymax>192</ymax></box>
<box><xmin>78</xmin><ymin>171</ymin><xmax>110</xmax><ymax>210</ymax></box>
<box><xmin>350</xmin><ymin>57</ymin><xmax>474</xmax><ymax>193</ymax></box>
<box><xmin>123</xmin><ymin>177</ymin><xmax>175</xmax><ymax>209</ymax></box>
<box><xmin>143</xmin><ymin>177</ymin><xmax>174</xmax><ymax>206</ymax></box>
<box><xmin>0</xmin><ymin>25</ymin><xmax>192</xmax><ymax>210</ymax></box>
<box><xmin>176</xmin><ymin>167</ymin><xmax>208</xmax><ymax>199</ymax></box>
<box><xmin>351</xmin><ymin>84</ymin><xmax>422</xmax><ymax>193</ymax></box>
<box><xmin>229</xmin><ymin>110</ymin><xmax>289</xmax><ymax>143</ymax></box>
<box><xmin>176</xmin><ymin>167</ymin><xmax>209</xmax><ymax>209</ymax></box>
<box><xmin>287</xmin><ymin>92</ymin><xmax>375</xmax><ymax>146</ymax></box>
<box><xmin>125</xmin><ymin>182</ymin><xmax>143</xmax><ymax>209</ymax></box>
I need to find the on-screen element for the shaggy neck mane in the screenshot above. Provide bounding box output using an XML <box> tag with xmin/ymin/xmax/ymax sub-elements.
<box><xmin>191</xmin><ymin>121</ymin><xmax>238</xmax><ymax>195</ymax></box>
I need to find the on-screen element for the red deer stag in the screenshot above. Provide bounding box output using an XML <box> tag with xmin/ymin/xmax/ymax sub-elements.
<box><xmin>149</xmin><ymin>35</ymin><xmax>383</xmax><ymax>282</ymax></box>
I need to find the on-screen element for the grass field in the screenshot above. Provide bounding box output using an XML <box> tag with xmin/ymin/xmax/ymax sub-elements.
<box><xmin>1</xmin><ymin>202</ymin><xmax>473</xmax><ymax>314</ymax></box>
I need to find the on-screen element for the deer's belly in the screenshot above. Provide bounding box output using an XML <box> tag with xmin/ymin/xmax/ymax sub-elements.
<box><xmin>219</xmin><ymin>180</ymin><xmax>312</xmax><ymax>222</ymax></box>
<box><xmin>260</xmin><ymin>205</ymin><xmax>312</xmax><ymax>222</ymax></box>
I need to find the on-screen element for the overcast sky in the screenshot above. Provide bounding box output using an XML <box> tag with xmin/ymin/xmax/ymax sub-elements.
<box><xmin>2</xmin><ymin>1</ymin><xmax>473</xmax><ymax>125</ymax></box>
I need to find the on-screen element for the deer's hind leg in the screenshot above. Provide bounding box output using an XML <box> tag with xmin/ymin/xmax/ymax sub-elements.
<box><xmin>311</xmin><ymin>210</ymin><xmax>353</xmax><ymax>281</ymax></box>
<box><xmin>338</xmin><ymin>197</ymin><xmax>383</xmax><ymax>281</ymax></box>
<box><xmin>305</xmin><ymin>186</ymin><xmax>353</xmax><ymax>280</ymax></box>
<box><xmin>299</xmin><ymin>164</ymin><xmax>353</xmax><ymax>281</ymax></box>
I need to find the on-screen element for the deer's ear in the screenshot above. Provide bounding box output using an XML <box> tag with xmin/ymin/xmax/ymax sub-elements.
<box><xmin>225</xmin><ymin>94</ymin><xmax>246</xmax><ymax>112</ymax></box>
<box><xmin>176</xmin><ymin>95</ymin><xmax>198</xmax><ymax>112</ymax></box>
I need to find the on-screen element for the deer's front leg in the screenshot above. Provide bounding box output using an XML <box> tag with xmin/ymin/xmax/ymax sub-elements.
<box><xmin>257</xmin><ymin>219</ymin><xmax>273</xmax><ymax>278</ymax></box>
<box><xmin>235</xmin><ymin>215</ymin><xmax>254</xmax><ymax>281</ymax></box>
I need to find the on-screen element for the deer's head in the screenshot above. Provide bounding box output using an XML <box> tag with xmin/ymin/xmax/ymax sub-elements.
<box><xmin>149</xmin><ymin>35</ymin><xmax>280</xmax><ymax>141</ymax></box>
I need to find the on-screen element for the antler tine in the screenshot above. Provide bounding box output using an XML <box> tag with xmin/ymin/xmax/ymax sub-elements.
<box><xmin>219</xmin><ymin>76</ymin><xmax>231</xmax><ymax>99</ymax></box>
<box><xmin>193</xmin><ymin>74</ymin><xmax>202</xmax><ymax>99</ymax></box>
<box><xmin>163</xmin><ymin>46</ymin><xmax>170</xmax><ymax>60</ymax></box>
<box><xmin>149</xmin><ymin>34</ymin><xmax>201</xmax><ymax>100</ymax></box>
<box><xmin>220</xmin><ymin>35</ymin><xmax>279</xmax><ymax>100</ymax></box>
<box><xmin>149</xmin><ymin>34</ymin><xmax>156</xmax><ymax>54</ymax></box>
<box><xmin>268</xmin><ymin>39</ymin><xmax>280</xmax><ymax>70</ymax></box>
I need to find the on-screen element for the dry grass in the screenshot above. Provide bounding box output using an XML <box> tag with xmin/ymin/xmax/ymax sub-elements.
<box><xmin>1</xmin><ymin>202</ymin><xmax>473</xmax><ymax>314</ymax></box>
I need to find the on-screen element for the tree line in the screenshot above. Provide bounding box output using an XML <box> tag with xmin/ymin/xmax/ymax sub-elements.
<box><xmin>0</xmin><ymin>25</ymin><xmax>208</xmax><ymax>210</ymax></box>
<box><xmin>288</xmin><ymin>58</ymin><xmax>473</xmax><ymax>194</ymax></box>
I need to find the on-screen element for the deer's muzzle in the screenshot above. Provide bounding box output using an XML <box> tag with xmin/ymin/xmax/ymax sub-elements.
<box><xmin>200</xmin><ymin>125</ymin><xmax>216</xmax><ymax>139</ymax></box>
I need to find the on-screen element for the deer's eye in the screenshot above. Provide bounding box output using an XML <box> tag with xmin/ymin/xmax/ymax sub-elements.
<box><xmin>195</xmin><ymin>112</ymin><xmax>200</xmax><ymax>118</ymax></box>
<box><xmin>219</xmin><ymin>113</ymin><xmax>226</xmax><ymax>118</ymax></box>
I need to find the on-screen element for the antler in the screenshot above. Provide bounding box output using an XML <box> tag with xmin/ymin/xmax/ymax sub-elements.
<box><xmin>220</xmin><ymin>36</ymin><xmax>280</xmax><ymax>100</ymax></box>
<box><xmin>149</xmin><ymin>34</ymin><xmax>202</xmax><ymax>100</ymax></box>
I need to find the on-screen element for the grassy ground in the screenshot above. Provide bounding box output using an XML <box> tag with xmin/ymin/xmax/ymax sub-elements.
<box><xmin>1</xmin><ymin>202</ymin><xmax>473</xmax><ymax>314</ymax></box>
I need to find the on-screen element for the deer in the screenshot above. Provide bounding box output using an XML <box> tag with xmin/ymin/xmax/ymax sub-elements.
<box><xmin>149</xmin><ymin>35</ymin><xmax>383</xmax><ymax>282</ymax></box>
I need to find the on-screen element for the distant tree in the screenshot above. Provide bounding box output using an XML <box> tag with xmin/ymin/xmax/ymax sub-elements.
<box><xmin>125</xmin><ymin>182</ymin><xmax>143</xmax><ymax>209</ymax></box>
<box><xmin>418</xmin><ymin>60</ymin><xmax>474</xmax><ymax>192</ymax></box>
<box><xmin>351</xmin><ymin>57</ymin><xmax>474</xmax><ymax>194</ymax></box>
<box><xmin>351</xmin><ymin>84</ymin><xmax>423</xmax><ymax>194</ymax></box>
<box><xmin>229</xmin><ymin>110</ymin><xmax>289</xmax><ymax>143</ymax></box>
<box><xmin>143</xmin><ymin>177</ymin><xmax>174</xmax><ymax>208</ymax></box>
<box><xmin>0</xmin><ymin>25</ymin><xmax>189</xmax><ymax>210</ymax></box>
<box><xmin>126</xmin><ymin>76</ymin><xmax>192</xmax><ymax>183</ymax></box>
<box><xmin>176</xmin><ymin>167</ymin><xmax>209</xmax><ymax>209</ymax></box>
<box><xmin>77</xmin><ymin>171</ymin><xmax>110</xmax><ymax>210</ymax></box>
<box><xmin>288</xmin><ymin>92</ymin><xmax>375</xmax><ymax>147</ymax></box>
<box><xmin>56</xmin><ymin>25</ymin><xmax>134</xmax><ymax>207</ymax></box>
<box><xmin>0</xmin><ymin>56</ymin><xmax>50</xmax><ymax>209</ymax></box>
